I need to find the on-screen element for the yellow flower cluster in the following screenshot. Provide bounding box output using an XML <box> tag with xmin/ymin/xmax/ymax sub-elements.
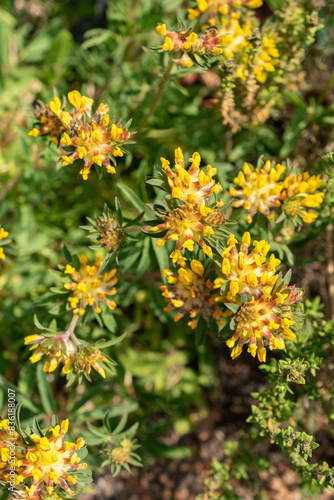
<box><xmin>213</xmin><ymin>232</ymin><xmax>302</xmax><ymax>361</ymax></box>
<box><xmin>237</xmin><ymin>34</ymin><xmax>279</xmax><ymax>83</ymax></box>
<box><xmin>64</xmin><ymin>345</ymin><xmax>113</xmax><ymax>379</ymax></box>
<box><xmin>161</xmin><ymin>259</ymin><xmax>223</xmax><ymax>329</ymax></box>
<box><xmin>281</xmin><ymin>172</ymin><xmax>324</xmax><ymax>224</ymax></box>
<box><xmin>0</xmin><ymin>226</ymin><xmax>9</xmax><ymax>260</ymax></box>
<box><xmin>25</xmin><ymin>333</ymin><xmax>76</xmax><ymax>374</ymax></box>
<box><xmin>28</xmin><ymin>95</ymin><xmax>71</xmax><ymax>144</ymax></box>
<box><xmin>226</xmin><ymin>285</ymin><xmax>302</xmax><ymax>362</ymax></box>
<box><xmin>230</xmin><ymin>161</ymin><xmax>324</xmax><ymax>224</ymax></box>
<box><xmin>188</xmin><ymin>0</ymin><xmax>262</xmax><ymax>25</ymax></box>
<box><xmin>185</xmin><ymin>1</ymin><xmax>278</xmax><ymax>83</ymax></box>
<box><xmin>0</xmin><ymin>418</ymin><xmax>87</xmax><ymax>498</ymax></box>
<box><xmin>25</xmin><ymin>331</ymin><xmax>114</xmax><ymax>379</ymax></box>
<box><xmin>63</xmin><ymin>254</ymin><xmax>117</xmax><ymax>315</ymax></box>
<box><xmin>229</xmin><ymin>160</ymin><xmax>285</xmax><ymax>223</ymax></box>
<box><xmin>149</xmin><ymin>148</ymin><xmax>225</xmax><ymax>263</ymax></box>
<box><xmin>156</xmin><ymin>24</ymin><xmax>224</xmax><ymax>57</ymax></box>
<box><xmin>0</xmin><ymin>418</ymin><xmax>25</xmax><ymax>480</ymax></box>
<box><xmin>110</xmin><ymin>439</ymin><xmax>133</xmax><ymax>465</ymax></box>
<box><xmin>161</xmin><ymin>148</ymin><xmax>223</xmax><ymax>205</ymax></box>
<box><xmin>214</xmin><ymin>232</ymin><xmax>280</xmax><ymax>303</ymax></box>
<box><xmin>29</xmin><ymin>91</ymin><xmax>132</xmax><ymax>180</ymax></box>
<box><xmin>219</xmin><ymin>14</ymin><xmax>251</xmax><ymax>60</ymax></box>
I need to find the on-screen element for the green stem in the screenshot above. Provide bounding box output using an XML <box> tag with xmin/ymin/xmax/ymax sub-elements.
<box><xmin>137</xmin><ymin>59</ymin><xmax>174</xmax><ymax>133</ymax></box>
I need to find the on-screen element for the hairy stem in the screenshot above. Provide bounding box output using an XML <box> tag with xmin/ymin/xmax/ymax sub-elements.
<box><xmin>62</xmin><ymin>315</ymin><xmax>79</xmax><ymax>341</ymax></box>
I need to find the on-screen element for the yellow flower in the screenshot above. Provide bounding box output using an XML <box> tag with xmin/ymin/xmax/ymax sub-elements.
<box><xmin>68</xmin><ymin>90</ymin><xmax>94</xmax><ymax>114</ymax></box>
<box><xmin>21</xmin><ymin>419</ymin><xmax>87</xmax><ymax>497</ymax></box>
<box><xmin>161</xmin><ymin>260</ymin><xmax>223</xmax><ymax>329</ymax></box>
<box><xmin>28</xmin><ymin>127</ymin><xmax>39</xmax><ymax>137</ymax></box>
<box><xmin>215</xmin><ymin>232</ymin><xmax>280</xmax><ymax>303</ymax></box>
<box><xmin>149</xmin><ymin>148</ymin><xmax>226</xmax><ymax>261</ymax></box>
<box><xmin>29</xmin><ymin>91</ymin><xmax>132</xmax><ymax>178</ymax></box>
<box><xmin>60</xmin><ymin>96</ymin><xmax>131</xmax><ymax>179</ymax></box>
<box><xmin>281</xmin><ymin>172</ymin><xmax>324</xmax><ymax>224</ymax></box>
<box><xmin>156</xmin><ymin>23</ymin><xmax>224</xmax><ymax>59</ymax></box>
<box><xmin>150</xmin><ymin>203</ymin><xmax>225</xmax><ymax>260</ymax></box>
<box><xmin>162</xmin><ymin>36</ymin><xmax>174</xmax><ymax>51</ymax></box>
<box><xmin>252</xmin><ymin>35</ymin><xmax>279</xmax><ymax>83</ymax></box>
<box><xmin>225</xmin><ymin>284</ymin><xmax>302</xmax><ymax>362</ymax></box>
<box><xmin>63</xmin><ymin>255</ymin><xmax>117</xmax><ymax>315</ymax></box>
<box><xmin>219</xmin><ymin>15</ymin><xmax>252</xmax><ymax>60</ymax></box>
<box><xmin>160</xmin><ymin>148</ymin><xmax>222</xmax><ymax>206</ymax></box>
<box><xmin>28</xmin><ymin>97</ymin><xmax>69</xmax><ymax>144</ymax></box>
<box><xmin>25</xmin><ymin>333</ymin><xmax>76</xmax><ymax>374</ymax></box>
<box><xmin>229</xmin><ymin>160</ymin><xmax>285</xmax><ymax>223</ymax></box>
<box><xmin>0</xmin><ymin>419</ymin><xmax>25</xmax><ymax>483</ymax></box>
<box><xmin>67</xmin><ymin>345</ymin><xmax>113</xmax><ymax>379</ymax></box>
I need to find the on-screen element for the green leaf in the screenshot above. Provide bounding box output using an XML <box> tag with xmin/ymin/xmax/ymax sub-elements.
<box><xmin>74</xmin><ymin>473</ymin><xmax>93</xmax><ymax>483</ymax></box>
<box><xmin>123</xmin><ymin>211</ymin><xmax>145</xmax><ymax>228</ymax></box>
<box><xmin>76</xmin><ymin>447</ymin><xmax>89</xmax><ymax>460</ymax></box>
<box><xmin>115</xmin><ymin>197</ymin><xmax>123</xmax><ymax>226</ymax></box>
<box><xmin>283</xmin><ymin>269</ymin><xmax>292</xmax><ymax>285</ymax></box>
<box><xmin>276</xmin><ymin>211</ymin><xmax>286</xmax><ymax>224</ymax></box>
<box><xmin>101</xmin><ymin>312</ymin><xmax>118</xmax><ymax>333</ymax></box>
<box><xmin>36</xmin><ymin>363</ymin><xmax>55</xmax><ymax>414</ymax></box>
<box><xmin>99</xmin><ymin>251</ymin><xmax>114</xmax><ymax>275</ymax></box>
<box><xmin>196</xmin><ymin>316</ymin><xmax>207</xmax><ymax>346</ymax></box>
<box><xmin>61</xmin><ymin>243</ymin><xmax>73</xmax><ymax>265</ymax></box>
<box><xmin>225</xmin><ymin>303</ymin><xmax>239</xmax><ymax>314</ymax></box>
<box><xmin>111</xmin><ymin>413</ymin><xmax>128</xmax><ymax>436</ymax></box>
<box><xmin>94</xmin><ymin>332</ymin><xmax>127</xmax><ymax>349</ymax></box>
<box><xmin>117</xmin><ymin>183</ymin><xmax>147</xmax><ymax>213</ymax></box>
<box><xmin>241</xmin><ymin>292</ymin><xmax>252</xmax><ymax>304</ymax></box>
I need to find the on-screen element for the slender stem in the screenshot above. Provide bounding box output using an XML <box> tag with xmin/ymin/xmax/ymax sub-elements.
<box><xmin>62</xmin><ymin>315</ymin><xmax>79</xmax><ymax>341</ymax></box>
<box><xmin>137</xmin><ymin>59</ymin><xmax>174</xmax><ymax>133</ymax></box>
<box><xmin>70</xmin><ymin>331</ymin><xmax>82</xmax><ymax>346</ymax></box>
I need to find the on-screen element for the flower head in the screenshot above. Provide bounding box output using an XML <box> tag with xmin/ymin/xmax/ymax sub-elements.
<box><xmin>83</xmin><ymin>207</ymin><xmax>125</xmax><ymax>252</ymax></box>
<box><xmin>281</xmin><ymin>172</ymin><xmax>324</xmax><ymax>224</ymax></box>
<box><xmin>0</xmin><ymin>419</ymin><xmax>25</xmax><ymax>481</ymax></box>
<box><xmin>18</xmin><ymin>419</ymin><xmax>87</xmax><ymax>497</ymax></box>
<box><xmin>63</xmin><ymin>255</ymin><xmax>117</xmax><ymax>315</ymax></box>
<box><xmin>60</xmin><ymin>104</ymin><xmax>131</xmax><ymax>180</ymax></box>
<box><xmin>63</xmin><ymin>345</ymin><xmax>115</xmax><ymax>380</ymax></box>
<box><xmin>161</xmin><ymin>259</ymin><xmax>223</xmax><ymax>329</ymax></box>
<box><xmin>215</xmin><ymin>232</ymin><xmax>280</xmax><ymax>303</ymax></box>
<box><xmin>229</xmin><ymin>160</ymin><xmax>285</xmax><ymax>223</ymax></box>
<box><xmin>28</xmin><ymin>96</ymin><xmax>71</xmax><ymax>144</ymax></box>
<box><xmin>156</xmin><ymin>24</ymin><xmax>224</xmax><ymax>58</ymax></box>
<box><xmin>25</xmin><ymin>333</ymin><xmax>76</xmax><ymax>373</ymax></box>
<box><xmin>148</xmin><ymin>148</ymin><xmax>226</xmax><ymax>262</ymax></box>
<box><xmin>151</xmin><ymin>203</ymin><xmax>225</xmax><ymax>262</ymax></box>
<box><xmin>219</xmin><ymin>14</ymin><xmax>252</xmax><ymax>59</ymax></box>
<box><xmin>29</xmin><ymin>91</ymin><xmax>133</xmax><ymax>179</ymax></box>
<box><xmin>225</xmin><ymin>284</ymin><xmax>302</xmax><ymax>362</ymax></box>
<box><xmin>160</xmin><ymin>148</ymin><xmax>222</xmax><ymax>205</ymax></box>
<box><xmin>251</xmin><ymin>35</ymin><xmax>279</xmax><ymax>83</ymax></box>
